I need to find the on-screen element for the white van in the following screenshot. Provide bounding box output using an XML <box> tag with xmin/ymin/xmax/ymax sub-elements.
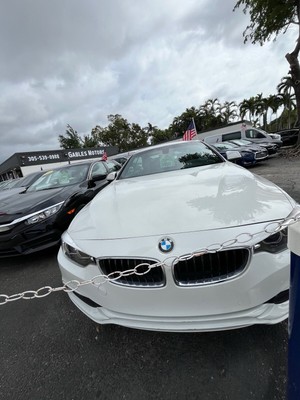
<box><xmin>200</xmin><ymin>122</ymin><xmax>282</xmax><ymax>147</ymax></box>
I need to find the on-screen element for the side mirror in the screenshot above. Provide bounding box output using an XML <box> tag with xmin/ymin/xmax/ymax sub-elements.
<box><xmin>91</xmin><ymin>174</ymin><xmax>107</xmax><ymax>182</ymax></box>
<box><xmin>226</xmin><ymin>150</ymin><xmax>242</xmax><ymax>161</ymax></box>
<box><xmin>107</xmin><ymin>172</ymin><xmax>117</xmax><ymax>181</ymax></box>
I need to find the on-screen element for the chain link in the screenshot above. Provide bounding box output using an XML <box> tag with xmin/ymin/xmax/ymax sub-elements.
<box><xmin>1</xmin><ymin>213</ymin><xmax>300</xmax><ymax>305</ymax></box>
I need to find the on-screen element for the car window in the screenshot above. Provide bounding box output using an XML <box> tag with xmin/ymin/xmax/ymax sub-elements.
<box><xmin>91</xmin><ymin>162</ymin><xmax>107</xmax><ymax>178</ymax></box>
<box><xmin>2</xmin><ymin>179</ymin><xmax>22</xmax><ymax>189</ymax></box>
<box><xmin>245</xmin><ymin>129</ymin><xmax>266</xmax><ymax>139</ymax></box>
<box><xmin>118</xmin><ymin>142</ymin><xmax>223</xmax><ymax>179</ymax></box>
<box><xmin>105</xmin><ymin>161</ymin><xmax>121</xmax><ymax>173</ymax></box>
<box><xmin>0</xmin><ymin>181</ymin><xmax>12</xmax><ymax>190</ymax></box>
<box><xmin>27</xmin><ymin>164</ymin><xmax>89</xmax><ymax>191</ymax></box>
<box><xmin>115</xmin><ymin>157</ymin><xmax>128</xmax><ymax>165</ymax></box>
<box><xmin>222</xmin><ymin>131</ymin><xmax>241</xmax><ymax>141</ymax></box>
<box><xmin>12</xmin><ymin>172</ymin><xmax>45</xmax><ymax>188</ymax></box>
<box><xmin>214</xmin><ymin>143</ymin><xmax>236</xmax><ymax>150</ymax></box>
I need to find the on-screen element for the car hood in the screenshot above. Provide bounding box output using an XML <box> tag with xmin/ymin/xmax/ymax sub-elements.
<box><xmin>242</xmin><ymin>145</ymin><xmax>264</xmax><ymax>151</ymax></box>
<box><xmin>234</xmin><ymin>145</ymin><xmax>260</xmax><ymax>152</ymax></box>
<box><xmin>0</xmin><ymin>185</ymin><xmax>79</xmax><ymax>223</ymax></box>
<box><xmin>0</xmin><ymin>187</ymin><xmax>27</xmax><ymax>201</ymax></box>
<box><xmin>68</xmin><ymin>163</ymin><xmax>295</xmax><ymax>240</ymax></box>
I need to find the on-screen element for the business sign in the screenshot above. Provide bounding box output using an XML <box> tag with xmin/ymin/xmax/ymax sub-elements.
<box><xmin>66</xmin><ymin>149</ymin><xmax>105</xmax><ymax>159</ymax></box>
<box><xmin>19</xmin><ymin>151</ymin><xmax>63</xmax><ymax>165</ymax></box>
<box><xmin>17</xmin><ymin>147</ymin><xmax>116</xmax><ymax>166</ymax></box>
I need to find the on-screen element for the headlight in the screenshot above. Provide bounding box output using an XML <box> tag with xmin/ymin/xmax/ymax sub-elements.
<box><xmin>26</xmin><ymin>202</ymin><xmax>64</xmax><ymax>225</ymax></box>
<box><xmin>62</xmin><ymin>240</ymin><xmax>96</xmax><ymax>267</ymax></box>
<box><xmin>254</xmin><ymin>228</ymin><xmax>287</xmax><ymax>254</ymax></box>
<box><xmin>240</xmin><ymin>151</ymin><xmax>253</xmax><ymax>157</ymax></box>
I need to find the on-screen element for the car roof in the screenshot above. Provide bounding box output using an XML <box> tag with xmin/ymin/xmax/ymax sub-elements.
<box><xmin>128</xmin><ymin>140</ymin><xmax>203</xmax><ymax>156</ymax></box>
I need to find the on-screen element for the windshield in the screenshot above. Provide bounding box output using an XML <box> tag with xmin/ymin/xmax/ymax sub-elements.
<box><xmin>27</xmin><ymin>164</ymin><xmax>89</xmax><ymax>192</ymax></box>
<box><xmin>118</xmin><ymin>141</ymin><xmax>224</xmax><ymax>179</ymax></box>
<box><xmin>214</xmin><ymin>142</ymin><xmax>238</xmax><ymax>150</ymax></box>
<box><xmin>231</xmin><ymin>139</ymin><xmax>252</xmax><ymax>146</ymax></box>
<box><xmin>11</xmin><ymin>172</ymin><xmax>44</xmax><ymax>188</ymax></box>
<box><xmin>1</xmin><ymin>179</ymin><xmax>22</xmax><ymax>189</ymax></box>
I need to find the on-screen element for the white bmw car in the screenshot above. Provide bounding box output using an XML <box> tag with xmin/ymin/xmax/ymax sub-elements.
<box><xmin>58</xmin><ymin>140</ymin><xmax>298</xmax><ymax>332</ymax></box>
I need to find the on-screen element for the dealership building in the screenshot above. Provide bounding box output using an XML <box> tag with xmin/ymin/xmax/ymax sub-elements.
<box><xmin>0</xmin><ymin>146</ymin><xmax>118</xmax><ymax>181</ymax></box>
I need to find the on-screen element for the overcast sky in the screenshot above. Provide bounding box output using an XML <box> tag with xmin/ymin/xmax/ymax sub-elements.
<box><xmin>0</xmin><ymin>0</ymin><xmax>296</xmax><ymax>164</ymax></box>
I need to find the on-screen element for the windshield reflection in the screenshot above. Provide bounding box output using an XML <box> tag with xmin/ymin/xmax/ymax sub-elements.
<box><xmin>119</xmin><ymin>141</ymin><xmax>224</xmax><ymax>179</ymax></box>
<box><xmin>27</xmin><ymin>164</ymin><xmax>89</xmax><ymax>192</ymax></box>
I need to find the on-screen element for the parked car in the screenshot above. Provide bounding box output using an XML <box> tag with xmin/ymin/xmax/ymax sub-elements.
<box><xmin>0</xmin><ymin>180</ymin><xmax>15</xmax><ymax>190</ymax></box>
<box><xmin>271</xmin><ymin>128</ymin><xmax>299</xmax><ymax>147</ymax></box>
<box><xmin>210</xmin><ymin>142</ymin><xmax>256</xmax><ymax>167</ymax></box>
<box><xmin>14</xmin><ymin>171</ymin><xmax>47</xmax><ymax>188</ymax></box>
<box><xmin>0</xmin><ymin>171</ymin><xmax>46</xmax><ymax>201</ymax></box>
<box><xmin>58</xmin><ymin>140</ymin><xmax>297</xmax><ymax>332</ymax></box>
<box><xmin>108</xmin><ymin>156</ymin><xmax>129</xmax><ymax>165</ymax></box>
<box><xmin>228</xmin><ymin>139</ymin><xmax>269</xmax><ymax>159</ymax></box>
<box><xmin>0</xmin><ymin>160</ymin><xmax>121</xmax><ymax>257</ymax></box>
<box><xmin>0</xmin><ymin>179</ymin><xmax>22</xmax><ymax>189</ymax></box>
<box><xmin>229</xmin><ymin>138</ymin><xmax>277</xmax><ymax>156</ymax></box>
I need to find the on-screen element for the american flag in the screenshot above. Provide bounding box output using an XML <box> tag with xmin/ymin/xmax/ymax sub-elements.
<box><xmin>101</xmin><ymin>151</ymin><xmax>108</xmax><ymax>161</ymax></box>
<box><xmin>182</xmin><ymin>120</ymin><xmax>197</xmax><ymax>141</ymax></box>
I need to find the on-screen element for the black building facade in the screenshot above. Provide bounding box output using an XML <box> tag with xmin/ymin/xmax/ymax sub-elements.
<box><xmin>0</xmin><ymin>146</ymin><xmax>118</xmax><ymax>181</ymax></box>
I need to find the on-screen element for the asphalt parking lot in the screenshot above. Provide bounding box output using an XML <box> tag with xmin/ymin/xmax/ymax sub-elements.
<box><xmin>252</xmin><ymin>153</ymin><xmax>300</xmax><ymax>204</ymax></box>
<box><xmin>0</xmin><ymin>153</ymin><xmax>299</xmax><ymax>400</ymax></box>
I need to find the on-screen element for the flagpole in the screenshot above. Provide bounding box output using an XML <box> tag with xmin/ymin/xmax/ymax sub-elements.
<box><xmin>182</xmin><ymin>119</ymin><xmax>197</xmax><ymax>141</ymax></box>
<box><xmin>192</xmin><ymin>117</ymin><xmax>198</xmax><ymax>139</ymax></box>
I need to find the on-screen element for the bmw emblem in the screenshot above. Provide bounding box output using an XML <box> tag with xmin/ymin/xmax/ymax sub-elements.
<box><xmin>158</xmin><ymin>237</ymin><xmax>174</xmax><ymax>253</ymax></box>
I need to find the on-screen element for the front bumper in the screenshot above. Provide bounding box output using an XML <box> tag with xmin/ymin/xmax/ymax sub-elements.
<box><xmin>67</xmin><ymin>290</ymin><xmax>288</xmax><ymax>332</ymax></box>
<box><xmin>0</xmin><ymin>216</ymin><xmax>63</xmax><ymax>257</ymax></box>
<box><xmin>58</xmin><ymin>222</ymin><xmax>290</xmax><ymax>332</ymax></box>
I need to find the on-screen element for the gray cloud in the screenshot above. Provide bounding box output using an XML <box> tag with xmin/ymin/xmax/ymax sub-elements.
<box><xmin>0</xmin><ymin>0</ymin><xmax>294</xmax><ymax>164</ymax></box>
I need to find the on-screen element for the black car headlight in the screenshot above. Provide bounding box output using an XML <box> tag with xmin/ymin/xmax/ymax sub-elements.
<box><xmin>240</xmin><ymin>151</ymin><xmax>254</xmax><ymax>158</ymax></box>
<box><xmin>62</xmin><ymin>240</ymin><xmax>96</xmax><ymax>267</ymax></box>
<box><xmin>254</xmin><ymin>228</ymin><xmax>288</xmax><ymax>254</ymax></box>
<box><xmin>26</xmin><ymin>202</ymin><xmax>64</xmax><ymax>225</ymax></box>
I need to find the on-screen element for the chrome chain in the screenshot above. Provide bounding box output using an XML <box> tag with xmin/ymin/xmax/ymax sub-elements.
<box><xmin>1</xmin><ymin>214</ymin><xmax>300</xmax><ymax>306</ymax></box>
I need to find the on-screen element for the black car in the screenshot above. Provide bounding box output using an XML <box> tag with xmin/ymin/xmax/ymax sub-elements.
<box><xmin>272</xmin><ymin>129</ymin><xmax>299</xmax><ymax>146</ymax></box>
<box><xmin>230</xmin><ymin>138</ymin><xmax>277</xmax><ymax>155</ymax></box>
<box><xmin>0</xmin><ymin>160</ymin><xmax>121</xmax><ymax>257</ymax></box>
<box><xmin>0</xmin><ymin>171</ymin><xmax>46</xmax><ymax>201</ymax></box>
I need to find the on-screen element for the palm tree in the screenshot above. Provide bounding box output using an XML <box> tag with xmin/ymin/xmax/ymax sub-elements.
<box><xmin>170</xmin><ymin>107</ymin><xmax>201</xmax><ymax>137</ymax></box>
<box><xmin>265</xmin><ymin>94</ymin><xmax>282</xmax><ymax>131</ymax></box>
<box><xmin>204</xmin><ymin>98</ymin><xmax>222</xmax><ymax>116</ymax></box>
<box><xmin>239</xmin><ymin>97</ymin><xmax>256</xmax><ymax>122</ymax></box>
<box><xmin>253</xmin><ymin>93</ymin><xmax>266</xmax><ymax>127</ymax></box>
<box><xmin>254</xmin><ymin>94</ymin><xmax>280</xmax><ymax>131</ymax></box>
<box><xmin>220</xmin><ymin>101</ymin><xmax>239</xmax><ymax>124</ymax></box>
<box><xmin>277</xmin><ymin>76</ymin><xmax>296</xmax><ymax>129</ymax></box>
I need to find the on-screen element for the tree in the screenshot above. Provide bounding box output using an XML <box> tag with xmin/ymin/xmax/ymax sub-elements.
<box><xmin>234</xmin><ymin>0</ymin><xmax>300</xmax><ymax>144</ymax></box>
<box><xmin>198</xmin><ymin>99</ymin><xmax>224</xmax><ymax>130</ymax></box>
<box><xmin>278</xmin><ymin>92</ymin><xmax>297</xmax><ymax>128</ymax></box>
<box><xmin>91</xmin><ymin>114</ymin><xmax>149</xmax><ymax>152</ymax></box>
<box><xmin>170</xmin><ymin>107</ymin><xmax>202</xmax><ymax>137</ymax></box>
<box><xmin>59</xmin><ymin>124</ymin><xmax>101</xmax><ymax>149</ymax></box>
<box><xmin>264</xmin><ymin>94</ymin><xmax>282</xmax><ymax>130</ymax></box>
<box><xmin>150</xmin><ymin>127</ymin><xmax>175</xmax><ymax>145</ymax></box>
<box><xmin>58</xmin><ymin>125</ymin><xmax>82</xmax><ymax>149</ymax></box>
<box><xmin>239</xmin><ymin>97</ymin><xmax>257</xmax><ymax>121</ymax></box>
<box><xmin>277</xmin><ymin>76</ymin><xmax>297</xmax><ymax>128</ymax></box>
<box><xmin>220</xmin><ymin>101</ymin><xmax>239</xmax><ymax>124</ymax></box>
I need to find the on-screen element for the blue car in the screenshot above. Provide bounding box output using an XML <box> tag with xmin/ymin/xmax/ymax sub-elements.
<box><xmin>211</xmin><ymin>142</ymin><xmax>257</xmax><ymax>167</ymax></box>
